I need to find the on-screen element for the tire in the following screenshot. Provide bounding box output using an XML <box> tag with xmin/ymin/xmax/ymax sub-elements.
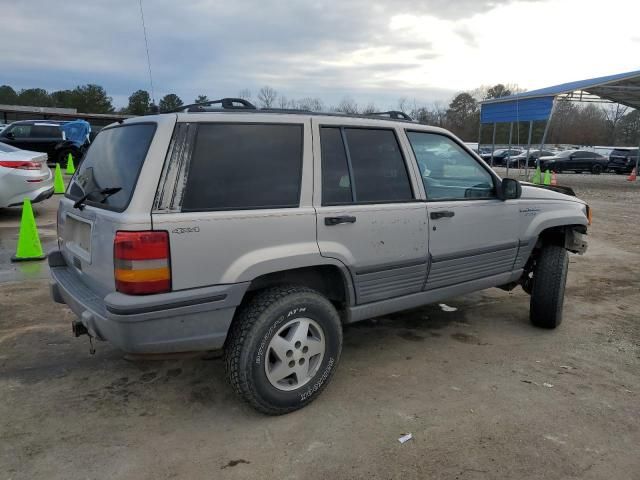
<box><xmin>530</xmin><ymin>245</ymin><xmax>569</xmax><ymax>329</ymax></box>
<box><xmin>591</xmin><ymin>164</ymin><xmax>603</xmax><ymax>175</ymax></box>
<box><xmin>224</xmin><ymin>285</ymin><xmax>342</xmax><ymax>415</ymax></box>
<box><xmin>57</xmin><ymin>148</ymin><xmax>74</xmax><ymax>168</ymax></box>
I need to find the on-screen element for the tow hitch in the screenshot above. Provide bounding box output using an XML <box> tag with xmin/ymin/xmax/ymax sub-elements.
<box><xmin>71</xmin><ymin>320</ymin><xmax>96</xmax><ymax>355</ymax></box>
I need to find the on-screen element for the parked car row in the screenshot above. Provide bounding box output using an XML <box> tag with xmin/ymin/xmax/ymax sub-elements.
<box><xmin>0</xmin><ymin>119</ymin><xmax>91</xmax><ymax>167</ymax></box>
<box><xmin>479</xmin><ymin>146</ymin><xmax>638</xmax><ymax>174</ymax></box>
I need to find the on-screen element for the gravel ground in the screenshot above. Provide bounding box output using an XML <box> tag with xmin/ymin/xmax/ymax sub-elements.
<box><xmin>1</xmin><ymin>173</ymin><xmax>638</xmax><ymax>480</ymax></box>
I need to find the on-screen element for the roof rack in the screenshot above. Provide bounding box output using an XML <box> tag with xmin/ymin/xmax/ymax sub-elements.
<box><xmin>169</xmin><ymin>98</ymin><xmax>257</xmax><ymax>113</ymax></box>
<box><xmin>370</xmin><ymin>111</ymin><xmax>413</xmax><ymax>121</ymax></box>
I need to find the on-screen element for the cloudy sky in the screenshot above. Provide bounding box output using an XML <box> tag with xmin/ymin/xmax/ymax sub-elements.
<box><xmin>1</xmin><ymin>0</ymin><xmax>638</xmax><ymax>109</ymax></box>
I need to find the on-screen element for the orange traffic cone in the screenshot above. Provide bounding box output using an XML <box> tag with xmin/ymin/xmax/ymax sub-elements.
<box><xmin>628</xmin><ymin>168</ymin><xmax>637</xmax><ymax>182</ymax></box>
<box><xmin>551</xmin><ymin>171</ymin><xmax>558</xmax><ymax>186</ymax></box>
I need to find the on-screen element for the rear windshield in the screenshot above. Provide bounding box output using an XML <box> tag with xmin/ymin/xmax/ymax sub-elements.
<box><xmin>611</xmin><ymin>149</ymin><xmax>638</xmax><ymax>157</ymax></box>
<box><xmin>67</xmin><ymin>123</ymin><xmax>156</xmax><ymax>211</ymax></box>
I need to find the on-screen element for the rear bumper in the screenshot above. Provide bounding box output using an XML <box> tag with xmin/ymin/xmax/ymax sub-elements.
<box><xmin>48</xmin><ymin>251</ymin><xmax>249</xmax><ymax>353</ymax></box>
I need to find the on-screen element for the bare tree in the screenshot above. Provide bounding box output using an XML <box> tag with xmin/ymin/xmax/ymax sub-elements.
<box><xmin>278</xmin><ymin>95</ymin><xmax>293</xmax><ymax>109</ymax></box>
<box><xmin>296</xmin><ymin>97</ymin><xmax>324</xmax><ymax>111</ymax></box>
<box><xmin>237</xmin><ymin>89</ymin><xmax>252</xmax><ymax>101</ymax></box>
<box><xmin>603</xmin><ymin>103</ymin><xmax>629</xmax><ymax>144</ymax></box>
<box><xmin>257</xmin><ymin>86</ymin><xmax>278</xmax><ymax>108</ymax></box>
<box><xmin>361</xmin><ymin>102</ymin><xmax>377</xmax><ymax>115</ymax></box>
<box><xmin>335</xmin><ymin>97</ymin><xmax>359</xmax><ymax>114</ymax></box>
<box><xmin>397</xmin><ymin>97</ymin><xmax>409</xmax><ymax>114</ymax></box>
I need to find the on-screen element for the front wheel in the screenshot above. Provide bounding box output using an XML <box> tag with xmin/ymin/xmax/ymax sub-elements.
<box><xmin>224</xmin><ymin>285</ymin><xmax>342</xmax><ymax>415</ymax></box>
<box><xmin>530</xmin><ymin>245</ymin><xmax>569</xmax><ymax>329</ymax></box>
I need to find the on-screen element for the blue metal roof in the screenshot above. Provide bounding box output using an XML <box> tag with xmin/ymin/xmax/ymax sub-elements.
<box><xmin>481</xmin><ymin>96</ymin><xmax>554</xmax><ymax>124</ymax></box>
<box><xmin>480</xmin><ymin>69</ymin><xmax>640</xmax><ymax>123</ymax></box>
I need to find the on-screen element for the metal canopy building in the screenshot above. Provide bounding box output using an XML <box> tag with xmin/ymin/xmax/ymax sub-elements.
<box><xmin>478</xmin><ymin>69</ymin><xmax>640</xmax><ymax>176</ymax></box>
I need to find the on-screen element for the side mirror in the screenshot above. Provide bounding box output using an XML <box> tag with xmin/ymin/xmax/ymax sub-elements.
<box><xmin>5</xmin><ymin>131</ymin><xmax>14</xmax><ymax>139</ymax></box>
<box><xmin>500</xmin><ymin>178</ymin><xmax>521</xmax><ymax>200</ymax></box>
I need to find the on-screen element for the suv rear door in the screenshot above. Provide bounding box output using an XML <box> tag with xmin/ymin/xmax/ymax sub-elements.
<box><xmin>152</xmin><ymin>114</ymin><xmax>316</xmax><ymax>291</ymax></box>
<box><xmin>313</xmin><ymin>118</ymin><xmax>428</xmax><ymax>304</ymax></box>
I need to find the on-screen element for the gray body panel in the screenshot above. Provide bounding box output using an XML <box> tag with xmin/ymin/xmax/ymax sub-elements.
<box><xmin>50</xmin><ymin>111</ymin><xmax>589</xmax><ymax>353</ymax></box>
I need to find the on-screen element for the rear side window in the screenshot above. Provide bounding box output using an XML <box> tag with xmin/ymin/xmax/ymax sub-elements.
<box><xmin>320</xmin><ymin>127</ymin><xmax>413</xmax><ymax>205</ymax></box>
<box><xmin>32</xmin><ymin>125</ymin><xmax>62</xmax><ymax>138</ymax></box>
<box><xmin>67</xmin><ymin>123</ymin><xmax>156</xmax><ymax>211</ymax></box>
<box><xmin>182</xmin><ymin>123</ymin><xmax>303</xmax><ymax>211</ymax></box>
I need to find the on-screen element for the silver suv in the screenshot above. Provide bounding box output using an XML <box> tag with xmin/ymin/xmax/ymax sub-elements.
<box><xmin>50</xmin><ymin>98</ymin><xmax>589</xmax><ymax>414</ymax></box>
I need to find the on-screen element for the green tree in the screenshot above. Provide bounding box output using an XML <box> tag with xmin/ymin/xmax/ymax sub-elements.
<box><xmin>50</xmin><ymin>89</ymin><xmax>75</xmax><ymax>108</ymax></box>
<box><xmin>72</xmin><ymin>84</ymin><xmax>114</xmax><ymax>113</ymax></box>
<box><xmin>17</xmin><ymin>88</ymin><xmax>52</xmax><ymax>107</ymax></box>
<box><xmin>445</xmin><ymin>92</ymin><xmax>478</xmax><ymax>140</ymax></box>
<box><xmin>194</xmin><ymin>94</ymin><xmax>209</xmax><ymax>104</ymax></box>
<box><xmin>0</xmin><ymin>85</ymin><xmax>18</xmax><ymax>104</ymax></box>
<box><xmin>485</xmin><ymin>84</ymin><xmax>512</xmax><ymax>99</ymax></box>
<box><xmin>126</xmin><ymin>90</ymin><xmax>151</xmax><ymax>116</ymax></box>
<box><xmin>159</xmin><ymin>93</ymin><xmax>183</xmax><ymax>112</ymax></box>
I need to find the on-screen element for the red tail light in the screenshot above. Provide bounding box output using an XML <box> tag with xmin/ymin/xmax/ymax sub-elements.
<box><xmin>114</xmin><ymin>231</ymin><xmax>171</xmax><ymax>295</ymax></box>
<box><xmin>0</xmin><ymin>160</ymin><xmax>41</xmax><ymax>170</ymax></box>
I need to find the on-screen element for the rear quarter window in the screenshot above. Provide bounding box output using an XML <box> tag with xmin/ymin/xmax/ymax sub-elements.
<box><xmin>182</xmin><ymin>123</ymin><xmax>303</xmax><ymax>211</ymax></box>
<box><xmin>67</xmin><ymin>123</ymin><xmax>156</xmax><ymax>211</ymax></box>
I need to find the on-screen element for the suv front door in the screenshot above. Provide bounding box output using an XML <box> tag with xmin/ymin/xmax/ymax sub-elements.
<box><xmin>404</xmin><ymin>131</ymin><xmax>519</xmax><ymax>290</ymax></box>
<box><xmin>313</xmin><ymin>120</ymin><xmax>428</xmax><ymax>304</ymax></box>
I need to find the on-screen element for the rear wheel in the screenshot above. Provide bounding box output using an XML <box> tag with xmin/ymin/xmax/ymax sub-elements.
<box><xmin>224</xmin><ymin>285</ymin><xmax>342</xmax><ymax>415</ymax></box>
<box><xmin>591</xmin><ymin>164</ymin><xmax>603</xmax><ymax>175</ymax></box>
<box><xmin>530</xmin><ymin>245</ymin><xmax>569</xmax><ymax>329</ymax></box>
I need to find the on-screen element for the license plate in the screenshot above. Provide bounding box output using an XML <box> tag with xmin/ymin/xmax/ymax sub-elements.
<box><xmin>65</xmin><ymin>214</ymin><xmax>92</xmax><ymax>261</ymax></box>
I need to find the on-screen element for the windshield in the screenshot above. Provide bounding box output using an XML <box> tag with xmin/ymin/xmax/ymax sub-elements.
<box><xmin>66</xmin><ymin>123</ymin><xmax>156</xmax><ymax>211</ymax></box>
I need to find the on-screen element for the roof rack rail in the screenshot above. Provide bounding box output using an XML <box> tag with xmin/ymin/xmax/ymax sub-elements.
<box><xmin>169</xmin><ymin>98</ymin><xmax>257</xmax><ymax>113</ymax></box>
<box><xmin>371</xmin><ymin>111</ymin><xmax>413</xmax><ymax>121</ymax></box>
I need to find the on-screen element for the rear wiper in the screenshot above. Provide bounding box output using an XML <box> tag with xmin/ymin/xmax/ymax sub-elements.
<box><xmin>73</xmin><ymin>187</ymin><xmax>122</xmax><ymax>210</ymax></box>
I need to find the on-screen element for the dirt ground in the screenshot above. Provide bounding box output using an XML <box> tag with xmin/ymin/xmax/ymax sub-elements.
<box><xmin>1</xmin><ymin>172</ymin><xmax>639</xmax><ymax>480</ymax></box>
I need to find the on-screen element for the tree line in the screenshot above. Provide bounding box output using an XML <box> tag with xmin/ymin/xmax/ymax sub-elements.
<box><xmin>0</xmin><ymin>83</ymin><xmax>637</xmax><ymax>146</ymax></box>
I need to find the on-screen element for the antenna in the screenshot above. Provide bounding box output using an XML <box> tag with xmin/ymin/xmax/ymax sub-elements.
<box><xmin>139</xmin><ymin>0</ymin><xmax>155</xmax><ymax>105</ymax></box>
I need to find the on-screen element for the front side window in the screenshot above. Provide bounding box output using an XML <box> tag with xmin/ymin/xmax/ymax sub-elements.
<box><xmin>406</xmin><ymin>131</ymin><xmax>495</xmax><ymax>201</ymax></box>
<box><xmin>182</xmin><ymin>123</ymin><xmax>303</xmax><ymax>211</ymax></box>
<box><xmin>320</xmin><ymin>127</ymin><xmax>413</xmax><ymax>205</ymax></box>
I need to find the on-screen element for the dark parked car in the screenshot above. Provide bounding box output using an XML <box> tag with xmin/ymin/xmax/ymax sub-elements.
<box><xmin>480</xmin><ymin>148</ymin><xmax>523</xmax><ymax>166</ymax></box>
<box><xmin>540</xmin><ymin>150</ymin><xmax>608</xmax><ymax>174</ymax></box>
<box><xmin>607</xmin><ymin>148</ymin><xmax>638</xmax><ymax>174</ymax></box>
<box><xmin>0</xmin><ymin>120</ymin><xmax>88</xmax><ymax>167</ymax></box>
<box><xmin>504</xmin><ymin>149</ymin><xmax>555</xmax><ymax>168</ymax></box>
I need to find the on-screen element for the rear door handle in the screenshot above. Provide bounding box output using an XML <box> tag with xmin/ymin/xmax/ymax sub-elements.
<box><xmin>430</xmin><ymin>210</ymin><xmax>455</xmax><ymax>220</ymax></box>
<box><xmin>325</xmin><ymin>215</ymin><xmax>357</xmax><ymax>226</ymax></box>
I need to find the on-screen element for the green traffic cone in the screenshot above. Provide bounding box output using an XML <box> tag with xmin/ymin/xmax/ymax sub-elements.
<box><xmin>11</xmin><ymin>198</ymin><xmax>46</xmax><ymax>262</ymax></box>
<box><xmin>543</xmin><ymin>169</ymin><xmax>551</xmax><ymax>185</ymax></box>
<box><xmin>66</xmin><ymin>153</ymin><xmax>75</xmax><ymax>175</ymax></box>
<box><xmin>53</xmin><ymin>163</ymin><xmax>65</xmax><ymax>194</ymax></box>
<box><xmin>531</xmin><ymin>166</ymin><xmax>541</xmax><ymax>184</ymax></box>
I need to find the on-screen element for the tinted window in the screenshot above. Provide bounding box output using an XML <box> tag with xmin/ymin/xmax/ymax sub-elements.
<box><xmin>343</xmin><ymin>128</ymin><xmax>413</xmax><ymax>203</ymax></box>
<box><xmin>67</xmin><ymin>123</ymin><xmax>156</xmax><ymax>211</ymax></box>
<box><xmin>407</xmin><ymin>131</ymin><xmax>495</xmax><ymax>201</ymax></box>
<box><xmin>8</xmin><ymin>125</ymin><xmax>32</xmax><ymax>138</ymax></box>
<box><xmin>320</xmin><ymin>127</ymin><xmax>352</xmax><ymax>205</ymax></box>
<box><xmin>182</xmin><ymin>123</ymin><xmax>303</xmax><ymax>211</ymax></box>
<box><xmin>32</xmin><ymin>125</ymin><xmax>62</xmax><ymax>138</ymax></box>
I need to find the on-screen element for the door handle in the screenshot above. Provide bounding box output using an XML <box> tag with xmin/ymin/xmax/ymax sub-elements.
<box><xmin>325</xmin><ymin>215</ymin><xmax>357</xmax><ymax>226</ymax></box>
<box><xmin>430</xmin><ymin>210</ymin><xmax>455</xmax><ymax>220</ymax></box>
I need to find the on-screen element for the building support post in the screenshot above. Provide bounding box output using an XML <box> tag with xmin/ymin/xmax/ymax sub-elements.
<box><xmin>506</xmin><ymin>122</ymin><xmax>513</xmax><ymax>177</ymax></box>
<box><xmin>524</xmin><ymin>120</ymin><xmax>533</xmax><ymax>179</ymax></box>
<box><xmin>490</xmin><ymin>122</ymin><xmax>497</xmax><ymax>167</ymax></box>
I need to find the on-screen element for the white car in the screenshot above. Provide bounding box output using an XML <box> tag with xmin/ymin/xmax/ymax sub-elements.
<box><xmin>0</xmin><ymin>141</ymin><xmax>54</xmax><ymax>208</ymax></box>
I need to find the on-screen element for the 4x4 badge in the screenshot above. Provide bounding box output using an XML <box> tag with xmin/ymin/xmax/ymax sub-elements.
<box><xmin>172</xmin><ymin>226</ymin><xmax>200</xmax><ymax>234</ymax></box>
